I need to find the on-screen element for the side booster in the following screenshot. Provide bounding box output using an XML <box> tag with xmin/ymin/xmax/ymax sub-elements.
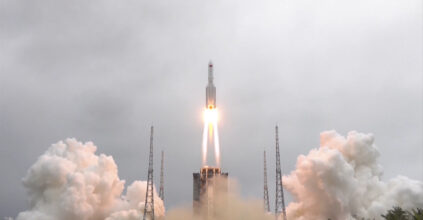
<box><xmin>206</xmin><ymin>61</ymin><xmax>216</xmax><ymax>109</ymax></box>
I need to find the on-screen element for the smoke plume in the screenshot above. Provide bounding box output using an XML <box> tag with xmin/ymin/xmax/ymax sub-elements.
<box><xmin>16</xmin><ymin>138</ymin><xmax>164</xmax><ymax>220</ymax></box>
<box><xmin>284</xmin><ymin>131</ymin><xmax>423</xmax><ymax>220</ymax></box>
<box><xmin>15</xmin><ymin>131</ymin><xmax>422</xmax><ymax>220</ymax></box>
<box><xmin>165</xmin><ymin>179</ymin><xmax>273</xmax><ymax>220</ymax></box>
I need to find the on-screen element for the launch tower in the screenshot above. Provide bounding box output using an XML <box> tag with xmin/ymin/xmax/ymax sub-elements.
<box><xmin>193</xmin><ymin>167</ymin><xmax>228</xmax><ymax>217</ymax></box>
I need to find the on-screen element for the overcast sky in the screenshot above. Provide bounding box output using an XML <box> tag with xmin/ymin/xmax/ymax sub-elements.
<box><xmin>0</xmin><ymin>0</ymin><xmax>422</xmax><ymax>218</ymax></box>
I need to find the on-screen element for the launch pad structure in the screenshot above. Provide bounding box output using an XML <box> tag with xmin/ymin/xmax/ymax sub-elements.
<box><xmin>193</xmin><ymin>166</ymin><xmax>228</xmax><ymax>217</ymax></box>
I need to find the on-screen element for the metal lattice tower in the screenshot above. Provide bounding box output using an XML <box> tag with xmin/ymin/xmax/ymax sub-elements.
<box><xmin>143</xmin><ymin>126</ymin><xmax>155</xmax><ymax>220</ymax></box>
<box><xmin>264</xmin><ymin>150</ymin><xmax>270</xmax><ymax>213</ymax></box>
<box><xmin>275</xmin><ymin>125</ymin><xmax>287</xmax><ymax>220</ymax></box>
<box><xmin>159</xmin><ymin>150</ymin><xmax>164</xmax><ymax>202</ymax></box>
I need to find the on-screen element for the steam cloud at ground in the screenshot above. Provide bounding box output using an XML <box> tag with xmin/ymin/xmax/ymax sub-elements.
<box><xmin>165</xmin><ymin>179</ymin><xmax>274</xmax><ymax>220</ymax></box>
<box><xmin>284</xmin><ymin>131</ymin><xmax>423</xmax><ymax>220</ymax></box>
<box><xmin>15</xmin><ymin>139</ymin><xmax>164</xmax><ymax>220</ymax></box>
<box><xmin>14</xmin><ymin>131</ymin><xmax>423</xmax><ymax>220</ymax></box>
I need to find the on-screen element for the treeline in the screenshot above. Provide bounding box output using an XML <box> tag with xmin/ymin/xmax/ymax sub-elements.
<box><xmin>381</xmin><ymin>207</ymin><xmax>423</xmax><ymax>220</ymax></box>
<box><xmin>328</xmin><ymin>207</ymin><xmax>423</xmax><ymax>220</ymax></box>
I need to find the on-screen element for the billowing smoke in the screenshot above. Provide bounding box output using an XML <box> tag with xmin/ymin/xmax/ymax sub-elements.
<box><xmin>16</xmin><ymin>138</ymin><xmax>164</xmax><ymax>220</ymax></box>
<box><xmin>15</xmin><ymin>131</ymin><xmax>422</xmax><ymax>220</ymax></box>
<box><xmin>284</xmin><ymin>131</ymin><xmax>423</xmax><ymax>220</ymax></box>
<box><xmin>165</xmin><ymin>179</ymin><xmax>274</xmax><ymax>220</ymax></box>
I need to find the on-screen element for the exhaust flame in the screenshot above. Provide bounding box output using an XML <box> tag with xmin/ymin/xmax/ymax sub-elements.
<box><xmin>202</xmin><ymin>122</ymin><xmax>208</xmax><ymax>167</ymax></box>
<box><xmin>213</xmin><ymin>119</ymin><xmax>220</xmax><ymax>167</ymax></box>
<box><xmin>202</xmin><ymin>108</ymin><xmax>220</xmax><ymax>167</ymax></box>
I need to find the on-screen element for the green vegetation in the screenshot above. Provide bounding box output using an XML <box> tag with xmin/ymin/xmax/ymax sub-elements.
<box><xmin>381</xmin><ymin>207</ymin><xmax>423</xmax><ymax>220</ymax></box>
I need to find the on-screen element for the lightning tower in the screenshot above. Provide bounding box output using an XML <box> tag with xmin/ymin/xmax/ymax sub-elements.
<box><xmin>264</xmin><ymin>150</ymin><xmax>270</xmax><ymax>213</ymax></box>
<box><xmin>159</xmin><ymin>150</ymin><xmax>164</xmax><ymax>202</ymax></box>
<box><xmin>143</xmin><ymin>126</ymin><xmax>155</xmax><ymax>220</ymax></box>
<box><xmin>275</xmin><ymin>125</ymin><xmax>287</xmax><ymax>220</ymax></box>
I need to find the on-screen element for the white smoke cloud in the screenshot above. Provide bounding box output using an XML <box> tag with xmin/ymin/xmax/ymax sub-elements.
<box><xmin>284</xmin><ymin>131</ymin><xmax>423</xmax><ymax>220</ymax></box>
<box><xmin>15</xmin><ymin>131</ymin><xmax>422</xmax><ymax>220</ymax></box>
<box><xmin>16</xmin><ymin>138</ymin><xmax>164</xmax><ymax>220</ymax></box>
<box><xmin>165</xmin><ymin>179</ymin><xmax>274</xmax><ymax>220</ymax></box>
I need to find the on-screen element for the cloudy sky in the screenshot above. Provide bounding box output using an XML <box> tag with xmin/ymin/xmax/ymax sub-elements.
<box><xmin>0</xmin><ymin>0</ymin><xmax>421</xmax><ymax>218</ymax></box>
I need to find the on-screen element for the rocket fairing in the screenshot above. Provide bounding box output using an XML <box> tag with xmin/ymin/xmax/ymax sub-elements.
<box><xmin>206</xmin><ymin>62</ymin><xmax>216</xmax><ymax>109</ymax></box>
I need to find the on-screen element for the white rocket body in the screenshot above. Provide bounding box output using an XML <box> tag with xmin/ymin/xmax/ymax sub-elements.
<box><xmin>206</xmin><ymin>62</ymin><xmax>216</xmax><ymax>109</ymax></box>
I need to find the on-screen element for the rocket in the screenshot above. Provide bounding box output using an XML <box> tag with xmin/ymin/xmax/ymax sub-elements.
<box><xmin>206</xmin><ymin>61</ymin><xmax>216</xmax><ymax>109</ymax></box>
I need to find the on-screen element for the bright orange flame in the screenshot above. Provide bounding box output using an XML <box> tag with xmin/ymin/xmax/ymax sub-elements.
<box><xmin>209</xmin><ymin>123</ymin><xmax>213</xmax><ymax>139</ymax></box>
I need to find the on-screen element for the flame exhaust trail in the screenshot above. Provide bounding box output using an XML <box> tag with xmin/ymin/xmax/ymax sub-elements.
<box><xmin>202</xmin><ymin>120</ymin><xmax>208</xmax><ymax>167</ymax></box>
<box><xmin>202</xmin><ymin>108</ymin><xmax>220</xmax><ymax>167</ymax></box>
<box><xmin>213</xmin><ymin>119</ymin><xmax>220</xmax><ymax>167</ymax></box>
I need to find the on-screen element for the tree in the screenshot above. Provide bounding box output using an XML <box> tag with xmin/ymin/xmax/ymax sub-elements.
<box><xmin>408</xmin><ymin>208</ymin><xmax>423</xmax><ymax>220</ymax></box>
<box><xmin>382</xmin><ymin>206</ymin><xmax>409</xmax><ymax>220</ymax></box>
